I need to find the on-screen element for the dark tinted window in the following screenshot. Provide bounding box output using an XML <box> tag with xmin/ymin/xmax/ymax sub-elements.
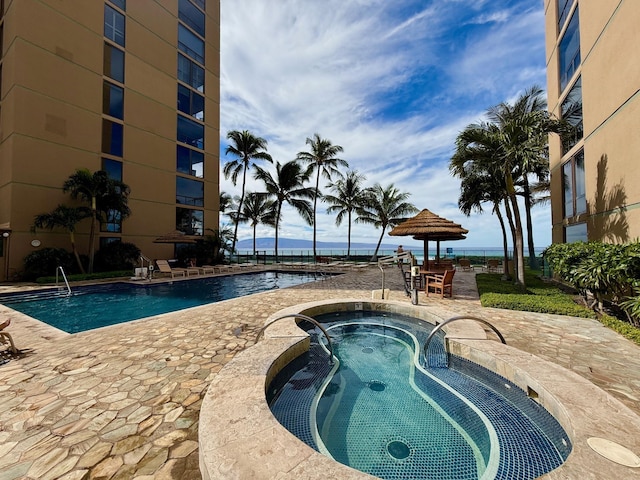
<box><xmin>104</xmin><ymin>43</ymin><xmax>125</xmax><ymax>83</ymax></box>
<box><xmin>179</xmin><ymin>0</ymin><xmax>205</xmax><ymax>37</ymax></box>
<box><xmin>103</xmin><ymin>81</ymin><xmax>124</xmax><ymax>119</ymax></box>
<box><xmin>178</xmin><ymin>53</ymin><xmax>204</xmax><ymax>92</ymax></box>
<box><xmin>176</xmin><ymin>208</ymin><xmax>204</xmax><ymax>235</ymax></box>
<box><xmin>102</xmin><ymin>158</ymin><xmax>123</xmax><ymax>181</ymax></box>
<box><xmin>177</xmin><ymin>115</ymin><xmax>204</xmax><ymax>149</ymax></box>
<box><xmin>560</xmin><ymin>76</ymin><xmax>582</xmax><ymax>154</ymax></box>
<box><xmin>102</xmin><ymin>119</ymin><xmax>124</xmax><ymax>157</ymax></box>
<box><xmin>178</xmin><ymin>84</ymin><xmax>204</xmax><ymax>120</ymax></box>
<box><xmin>178</xmin><ymin>24</ymin><xmax>204</xmax><ymax>64</ymax></box>
<box><xmin>559</xmin><ymin>7</ymin><xmax>580</xmax><ymax>92</ymax></box>
<box><xmin>176</xmin><ymin>177</ymin><xmax>204</xmax><ymax>206</ymax></box>
<box><xmin>177</xmin><ymin>145</ymin><xmax>204</xmax><ymax>177</ymax></box>
<box><xmin>108</xmin><ymin>0</ymin><xmax>126</xmax><ymax>11</ymax></box>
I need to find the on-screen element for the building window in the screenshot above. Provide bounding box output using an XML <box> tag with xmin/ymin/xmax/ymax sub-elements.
<box><xmin>104</xmin><ymin>4</ymin><xmax>125</xmax><ymax>47</ymax></box>
<box><xmin>176</xmin><ymin>207</ymin><xmax>203</xmax><ymax>235</ymax></box>
<box><xmin>177</xmin><ymin>145</ymin><xmax>204</xmax><ymax>177</ymax></box>
<box><xmin>564</xmin><ymin>223</ymin><xmax>587</xmax><ymax>243</ymax></box>
<box><xmin>100</xmin><ymin>237</ymin><xmax>121</xmax><ymax>249</ymax></box>
<box><xmin>558</xmin><ymin>6</ymin><xmax>580</xmax><ymax>92</ymax></box>
<box><xmin>102</xmin><ymin>119</ymin><xmax>124</xmax><ymax>157</ymax></box>
<box><xmin>562</xmin><ymin>149</ymin><xmax>586</xmax><ymax>219</ymax></box>
<box><xmin>102</xmin><ymin>158</ymin><xmax>123</xmax><ymax>181</ymax></box>
<box><xmin>101</xmin><ymin>209</ymin><xmax>122</xmax><ymax>233</ymax></box>
<box><xmin>560</xmin><ymin>76</ymin><xmax>582</xmax><ymax>154</ymax></box>
<box><xmin>179</xmin><ymin>0</ymin><xmax>205</xmax><ymax>37</ymax></box>
<box><xmin>103</xmin><ymin>81</ymin><xmax>124</xmax><ymax>119</ymax></box>
<box><xmin>557</xmin><ymin>0</ymin><xmax>573</xmax><ymax>32</ymax></box>
<box><xmin>178</xmin><ymin>53</ymin><xmax>204</xmax><ymax>92</ymax></box>
<box><xmin>191</xmin><ymin>0</ymin><xmax>205</xmax><ymax>10</ymax></box>
<box><xmin>178</xmin><ymin>84</ymin><xmax>204</xmax><ymax>120</ymax></box>
<box><xmin>178</xmin><ymin>24</ymin><xmax>204</xmax><ymax>65</ymax></box>
<box><xmin>107</xmin><ymin>0</ymin><xmax>126</xmax><ymax>11</ymax></box>
<box><xmin>176</xmin><ymin>176</ymin><xmax>204</xmax><ymax>206</ymax></box>
<box><xmin>104</xmin><ymin>43</ymin><xmax>125</xmax><ymax>83</ymax></box>
<box><xmin>177</xmin><ymin>115</ymin><xmax>204</xmax><ymax>149</ymax></box>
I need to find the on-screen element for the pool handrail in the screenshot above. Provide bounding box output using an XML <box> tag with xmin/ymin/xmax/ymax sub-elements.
<box><xmin>255</xmin><ymin>313</ymin><xmax>334</xmax><ymax>364</ymax></box>
<box><xmin>423</xmin><ymin>315</ymin><xmax>506</xmax><ymax>360</ymax></box>
<box><xmin>56</xmin><ymin>266</ymin><xmax>72</xmax><ymax>296</ymax></box>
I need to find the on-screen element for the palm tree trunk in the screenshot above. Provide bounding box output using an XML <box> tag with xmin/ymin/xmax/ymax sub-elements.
<box><xmin>274</xmin><ymin>203</ymin><xmax>282</xmax><ymax>264</ymax></box>
<box><xmin>88</xmin><ymin>196</ymin><xmax>97</xmax><ymax>273</ymax></box>
<box><xmin>505</xmin><ymin>173</ymin><xmax>526</xmax><ymax>286</ymax></box>
<box><xmin>313</xmin><ymin>171</ymin><xmax>320</xmax><ymax>260</ymax></box>
<box><xmin>347</xmin><ymin>210</ymin><xmax>352</xmax><ymax>260</ymax></box>
<box><xmin>370</xmin><ymin>227</ymin><xmax>386</xmax><ymax>262</ymax></box>
<box><xmin>522</xmin><ymin>179</ymin><xmax>539</xmax><ymax>270</ymax></box>
<box><xmin>232</xmin><ymin>166</ymin><xmax>248</xmax><ymax>253</ymax></box>
<box><xmin>493</xmin><ymin>202</ymin><xmax>511</xmax><ymax>281</ymax></box>
<box><xmin>503</xmin><ymin>197</ymin><xmax>517</xmax><ymax>279</ymax></box>
<box><xmin>70</xmin><ymin>232</ymin><xmax>86</xmax><ymax>274</ymax></box>
<box><xmin>252</xmin><ymin>224</ymin><xmax>257</xmax><ymax>256</ymax></box>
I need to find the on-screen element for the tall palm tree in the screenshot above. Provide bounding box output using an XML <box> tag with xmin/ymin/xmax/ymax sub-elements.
<box><xmin>488</xmin><ymin>85</ymin><xmax>564</xmax><ymax>272</ymax></box>
<box><xmin>254</xmin><ymin>161</ymin><xmax>314</xmax><ymax>263</ymax></box>
<box><xmin>450</xmin><ymin>122</ymin><xmax>513</xmax><ymax>279</ymax></box>
<box><xmin>239</xmin><ymin>192</ymin><xmax>276</xmax><ymax>255</ymax></box>
<box><xmin>296</xmin><ymin>133</ymin><xmax>348</xmax><ymax>260</ymax></box>
<box><xmin>223</xmin><ymin>130</ymin><xmax>273</xmax><ymax>253</ymax></box>
<box><xmin>63</xmin><ymin>169</ymin><xmax>131</xmax><ymax>273</ymax></box>
<box><xmin>358</xmin><ymin>183</ymin><xmax>418</xmax><ymax>261</ymax></box>
<box><xmin>33</xmin><ymin>205</ymin><xmax>91</xmax><ymax>274</ymax></box>
<box><xmin>324</xmin><ymin>170</ymin><xmax>367</xmax><ymax>259</ymax></box>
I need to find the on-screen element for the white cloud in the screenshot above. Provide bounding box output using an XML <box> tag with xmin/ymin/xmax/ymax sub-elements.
<box><xmin>219</xmin><ymin>0</ymin><xmax>552</xmax><ymax>251</ymax></box>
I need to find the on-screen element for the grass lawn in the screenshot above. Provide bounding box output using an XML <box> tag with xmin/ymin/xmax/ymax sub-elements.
<box><xmin>476</xmin><ymin>270</ymin><xmax>640</xmax><ymax>345</ymax></box>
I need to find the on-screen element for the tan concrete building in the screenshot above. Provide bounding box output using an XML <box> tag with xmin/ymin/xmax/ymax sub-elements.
<box><xmin>544</xmin><ymin>0</ymin><xmax>640</xmax><ymax>245</ymax></box>
<box><xmin>0</xmin><ymin>0</ymin><xmax>220</xmax><ymax>280</ymax></box>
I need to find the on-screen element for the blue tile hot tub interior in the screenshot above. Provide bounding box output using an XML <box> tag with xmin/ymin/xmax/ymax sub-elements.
<box><xmin>268</xmin><ymin>310</ymin><xmax>571</xmax><ymax>480</ymax></box>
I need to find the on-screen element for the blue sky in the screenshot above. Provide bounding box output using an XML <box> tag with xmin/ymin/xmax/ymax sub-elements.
<box><xmin>219</xmin><ymin>0</ymin><xmax>549</xmax><ymax>250</ymax></box>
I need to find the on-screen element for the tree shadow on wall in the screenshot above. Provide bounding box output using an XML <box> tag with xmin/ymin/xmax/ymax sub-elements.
<box><xmin>587</xmin><ymin>154</ymin><xmax>628</xmax><ymax>242</ymax></box>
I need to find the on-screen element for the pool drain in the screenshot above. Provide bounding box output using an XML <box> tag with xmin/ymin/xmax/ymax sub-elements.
<box><xmin>368</xmin><ymin>380</ymin><xmax>386</xmax><ymax>391</ymax></box>
<box><xmin>362</xmin><ymin>347</ymin><xmax>374</xmax><ymax>354</ymax></box>
<box><xmin>387</xmin><ymin>440</ymin><xmax>411</xmax><ymax>460</ymax></box>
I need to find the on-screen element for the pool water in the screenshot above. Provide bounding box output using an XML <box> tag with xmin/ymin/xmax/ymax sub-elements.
<box><xmin>268</xmin><ymin>311</ymin><xmax>571</xmax><ymax>480</ymax></box>
<box><xmin>0</xmin><ymin>271</ymin><xmax>321</xmax><ymax>333</ymax></box>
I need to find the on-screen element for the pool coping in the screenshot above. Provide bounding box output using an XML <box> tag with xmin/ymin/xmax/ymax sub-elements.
<box><xmin>199</xmin><ymin>299</ymin><xmax>640</xmax><ymax>479</ymax></box>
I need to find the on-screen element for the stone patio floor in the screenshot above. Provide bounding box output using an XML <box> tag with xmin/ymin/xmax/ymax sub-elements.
<box><xmin>1</xmin><ymin>266</ymin><xmax>639</xmax><ymax>479</ymax></box>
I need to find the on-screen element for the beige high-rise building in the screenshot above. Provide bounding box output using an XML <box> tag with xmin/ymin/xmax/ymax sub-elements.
<box><xmin>0</xmin><ymin>0</ymin><xmax>220</xmax><ymax>281</ymax></box>
<box><xmin>544</xmin><ymin>0</ymin><xmax>639</xmax><ymax>245</ymax></box>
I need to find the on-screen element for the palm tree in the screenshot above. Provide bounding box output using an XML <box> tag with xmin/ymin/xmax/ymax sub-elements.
<box><xmin>296</xmin><ymin>133</ymin><xmax>348</xmax><ymax>260</ymax></box>
<box><xmin>324</xmin><ymin>170</ymin><xmax>367</xmax><ymax>259</ymax></box>
<box><xmin>223</xmin><ymin>130</ymin><xmax>273</xmax><ymax>253</ymax></box>
<box><xmin>358</xmin><ymin>183</ymin><xmax>418</xmax><ymax>261</ymax></box>
<box><xmin>33</xmin><ymin>205</ymin><xmax>91</xmax><ymax>274</ymax></box>
<box><xmin>240</xmin><ymin>192</ymin><xmax>276</xmax><ymax>255</ymax></box>
<box><xmin>254</xmin><ymin>161</ymin><xmax>314</xmax><ymax>263</ymax></box>
<box><xmin>488</xmin><ymin>85</ymin><xmax>564</xmax><ymax>273</ymax></box>
<box><xmin>63</xmin><ymin>169</ymin><xmax>131</xmax><ymax>273</ymax></box>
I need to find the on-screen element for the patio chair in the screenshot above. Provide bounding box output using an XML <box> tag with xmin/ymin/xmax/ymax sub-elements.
<box><xmin>486</xmin><ymin>259</ymin><xmax>500</xmax><ymax>273</ymax></box>
<box><xmin>425</xmin><ymin>269</ymin><xmax>455</xmax><ymax>298</ymax></box>
<box><xmin>458</xmin><ymin>259</ymin><xmax>472</xmax><ymax>271</ymax></box>
<box><xmin>155</xmin><ymin>259</ymin><xmax>191</xmax><ymax>278</ymax></box>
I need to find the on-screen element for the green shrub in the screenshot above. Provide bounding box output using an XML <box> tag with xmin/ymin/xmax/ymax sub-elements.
<box><xmin>23</xmin><ymin>248</ymin><xmax>76</xmax><ymax>281</ymax></box>
<box><xmin>93</xmin><ymin>242</ymin><xmax>141</xmax><ymax>272</ymax></box>
<box><xmin>599</xmin><ymin>314</ymin><xmax>640</xmax><ymax>345</ymax></box>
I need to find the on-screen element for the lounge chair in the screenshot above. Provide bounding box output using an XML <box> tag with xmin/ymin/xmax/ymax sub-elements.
<box><xmin>486</xmin><ymin>259</ymin><xmax>500</xmax><ymax>273</ymax></box>
<box><xmin>425</xmin><ymin>269</ymin><xmax>455</xmax><ymax>298</ymax></box>
<box><xmin>458</xmin><ymin>259</ymin><xmax>472</xmax><ymax>271</ymax></box>
<box><xmin>155</xmin><ymin>260</ymin><xmax>195</xmax><ymax>278</ymax></box>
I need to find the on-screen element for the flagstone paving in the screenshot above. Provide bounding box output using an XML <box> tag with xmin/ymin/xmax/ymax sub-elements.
<box><xmin>1</xmin><ymin>267</ymin><xmax>639</xmax><ymax>479</ymax></box>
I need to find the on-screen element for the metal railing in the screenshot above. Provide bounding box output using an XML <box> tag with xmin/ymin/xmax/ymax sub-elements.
<box><xmin>55</xmin><ymin>266</ymin><xmax>72</xmax><ymax>296</ymax></box>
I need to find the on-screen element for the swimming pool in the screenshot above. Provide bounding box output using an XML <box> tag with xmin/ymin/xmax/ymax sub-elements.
<box><xmin>268</xmin><ymin>311</ymin><xmax>571</xmax><ymax>480</ymax></box>
<box><xmin>0</xmin><ymin>271</ymin><xmax>322</xmax><ymax>333</ymax></box>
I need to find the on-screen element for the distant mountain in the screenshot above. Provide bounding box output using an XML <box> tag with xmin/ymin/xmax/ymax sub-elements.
<box><xmin>236</xmin><ymin>237</ymin><xmax>401</xmax><ymax>250</ymax></box>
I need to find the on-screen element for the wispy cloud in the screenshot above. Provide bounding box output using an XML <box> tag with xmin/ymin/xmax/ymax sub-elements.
<box><xmin>219</xmin><ymin>0</ymin><xmax>550</xmax><ymax>249</ymax></box>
